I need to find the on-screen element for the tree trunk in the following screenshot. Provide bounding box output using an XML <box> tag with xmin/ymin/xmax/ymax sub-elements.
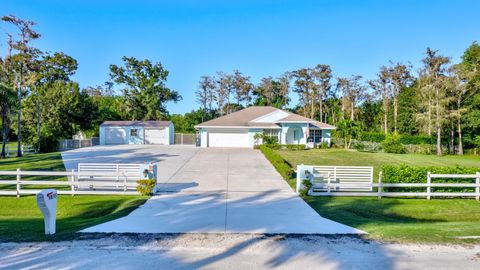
<box><xmin>319</xmin><ymin>99</ymin><xmax>323</xmax><ymax>122</ymax></box>
<box><xmin>384</xmin><ymin>110</ymin><xmax>388</xmax><ymax>134</ymax></box>
<box><xmin>393</xmin><ymin>97</ymin><xmax>398</xmax><ymax>133</ymax></box>
<box><xmin>17</xmin><ymin>65</ymin><xmax>23</xmax><ymax>157</ymax></box>
<box><xmin>350</xmin><ymin>101</ymin><xmax>355</xmax><ymax>121</ymax></box>
<box><xmin>457</xmin><ymin>118</ymin><xmax>463</xmax><ymax>155</ymax></box>
<box><xmin>37</xmin><ymin>99</ymin><xmax>41</xmax><ymax>152</ymax></box>
<box><xmin>449</xmin><ymin>125</ymin><xmax>455</xmax><ymax>155</ymax></box>
<box><xmin>1</xmin><ymin>108</ymin><xmax>8</xmax><ymax>159</ymax></box>
<box><xmin>435</xmin><ymin>88</ymin><xmax>442</xmax><ymax>156</ymax></box>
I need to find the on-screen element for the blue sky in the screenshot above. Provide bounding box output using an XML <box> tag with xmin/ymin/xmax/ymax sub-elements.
<box><xmin>1</xmin><ymin>0</ymin><xmax>478</xmax><ymax>114</ymax></box>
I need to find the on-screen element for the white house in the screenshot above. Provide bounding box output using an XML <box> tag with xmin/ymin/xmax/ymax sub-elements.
<box><xmin>195</xmin><ymin>106</ymin><xmax>335</xmax><ymax>148</ymax></box>
<box><xmin>99</xmin><ymin>121</ymin><xmax>174</xmax><ymax>145</ymax></box>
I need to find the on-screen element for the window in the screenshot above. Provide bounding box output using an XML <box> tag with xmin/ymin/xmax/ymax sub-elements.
<box><xmin>263</xmin><ymin>129</ymin><xmax>279</xmax><ymax>143</ymax></box>
<box><xmin>309</xmin><ymin>130</ymin><xmax>322</xmax><ymax>143</ymax></box>
<box><xmin>130</xmin><ymin>128</ymin><xmax>138</xmax><ymax>137</ymax></box>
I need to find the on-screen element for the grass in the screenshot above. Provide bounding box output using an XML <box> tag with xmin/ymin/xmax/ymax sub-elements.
<box><xmin>272</xmin><ymin>148</ymin><xmax>480</xmax><ymax>244</ymax></box>
<box><xmin>277</xmin><ymin>148</ymin><xmax>480</xmax><ymax>181</ymax></box>
<box><xmin>0</xmin><ymin>195</ymin><xmax>147</xmax><ymax>242</ymax></box>
<box><xmin>0</xmin><ymin>150</ymin><xmax>148</xmax><ymax>242</ymax></box>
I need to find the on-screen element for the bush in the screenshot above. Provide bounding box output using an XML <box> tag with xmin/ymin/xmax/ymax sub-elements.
<box><xmin>318</xmin><ymin>141</ymin><xmax>329</xmax><ymax>149</ymax></box>
<box><xmin>382</xmin><ymin>165</ymin><xmax>478</xmax><ymax>192</ymax></box>
<box><xmin>39</xmin><ymin>135</ymin><xmax>59</xmax><ymax>153</ymax></box>
<box><xmin>360</xmin><ymin>132</ymin><xmax>435</xmax><ymax>145</ymax></box>
<box><xmin>299</xmin><ymin>179</ymin><xmax>312</xmax><ymax>197</ymax></box>
<box><xmin>284</xmin><ymin>144</ymin><xmax>306</xmax><ymax>150</ymax></box>
<box><xmin>361</xmin><ymin>132</ymin><xmax>385</xmax><ymax>143</ymax></box>
<box><xmin>258</xmin><ymin>145</ymin><xmax>294</xmax><ymax>180</ymax></box>
<box><xmin>136</xmin><ymin>179</ymin><xmax>156</xmax><ymax>196</ymax></box>
<box><xmin>381</xmin><ymin>134</ymin><xmax>406</xmax><ymax>154</ymax></box>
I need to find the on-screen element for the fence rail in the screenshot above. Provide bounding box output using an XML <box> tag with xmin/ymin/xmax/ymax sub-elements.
<box><xmin>58</xmin><ymin>137</ymin><xmax>99</xmax><ymax>151</ymax></box>
<box><xmin>0</xmin><ymin>168</ymin><xmax>141</xmax><ymax>197</ymax></box>
<box><xmin>3</xmin><ymin>145</ymin><xmax>36</xmax><ymax>157</ymax></box>
<box><xmin>296</xmin><ymin>166</ymin><xmax>480</xmax><ymax>200</ymax></box>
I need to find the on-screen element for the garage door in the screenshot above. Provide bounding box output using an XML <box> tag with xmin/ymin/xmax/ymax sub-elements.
<box><xmin>208</xmin><ymin>130</ymin><xmax>249</xmax><ymax>148</ymax></box>
<box><xmin>145</xmin><ymin>128</ymin><xmax>167</xmax><ymax>144</ymax></box>
<box><xmin>105</xmin><ymin>128</ymin><xmax>127</xmax><ymax>144</ymax></box>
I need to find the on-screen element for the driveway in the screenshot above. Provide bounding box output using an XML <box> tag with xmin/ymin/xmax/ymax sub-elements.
<box><xmin>75</xmin><ymin>146</ymin><xmax>363</xmax><ymax>234</ymax></box>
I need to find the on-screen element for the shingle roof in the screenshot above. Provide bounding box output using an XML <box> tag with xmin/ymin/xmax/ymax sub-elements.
<box><xmin>100</xmin><ymin>121</ymin><xmax>172</xmax><ymax>128</ymax></box>
<box><xmin>195</xmin><ymin>106</ymin><xmax>278</xmax><ymax>127</ymax></box>
<box><xmin>195</xmin><ymin>106</ymin><xmax>335</xmax><ymax>129</ymax></box>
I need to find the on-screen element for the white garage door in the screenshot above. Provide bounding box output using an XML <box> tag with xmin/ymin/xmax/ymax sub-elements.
<box><xmin>208</xmin><ymin>130</ymin><xmax>250</xmax><ymax>148</ymax></box>
<box><xmin>145</xmin><ymin>128</ymin><xmax>167</xmax><ymax>144</ymax></box>
<box><xmin>105</xmin><ymin>128</ymin><xmax>127</xmax><ymax>144</ymax></box>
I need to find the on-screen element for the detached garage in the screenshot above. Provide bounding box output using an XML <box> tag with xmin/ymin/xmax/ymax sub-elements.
<box><xmin>99</xmin><ymin>121</ymin><xmax>174</xmax><ymax>145</ymax></box>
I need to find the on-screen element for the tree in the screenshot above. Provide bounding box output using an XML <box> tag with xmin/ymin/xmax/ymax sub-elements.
<box><xmin>196</xmin><ymin>75</ymin><xmax>217</xmax><ymax>121</ymax></box>
<box><xmin>336</xmin><ymin>75</ymin><xmax>367</xmax><ymax>121</ymax></box>
<box><xmin>397</xmin><ymin>86</ymin><xmax>420</xmax><ymax>135</ymax></box>
<box><xmin>231</xmin><ymin>70</ymin><xmax>253</xmax><ymax>107</ymax></box>
<box><xmin>417</xmin><ymin>48</ymin><xmax>451</xmax><ymax>155</ymax></box>
<box><xmin>109</xmin><ymin>56</ymin><xmax>181</xmax><ymax>120</ymax></box>
<box><xmin>335</xmin><ymin>119</ymin><xmax>362</xmax><ymax>149</ymax></box>
<box><xmin>216</xmin><ymin>72</ymin><xmax>234</xmax><ymax>115</ymax></box>
<box><xmin>388</xmin><ymin>62</ymin><xmax>413</xmax><ymax>133</ymax></box>
<box><xmin>2</xmin><ymin>15</ymin><xmax>41</xmax><ymax>157</ymax></box>
<box><xmin>0</xmin><ymin>58</ymin><xmax>16</xmax><ymax>158</ymax></box>
<box><xmin>253</xmin><ymin>74</ymin><xmax>290</xmax><ymax>108</ymax></box>
<box><xmin>368</xmin><ymin>66</ymin><xmax>392</xmax><ymax>134</ymax></box>
<box><xmin>311</xmin><ymin>64</ymin><xmax>332</xmax><ymax>122</ymax></box>
<box><xmin>32</xmin><ymin>52</ymin><xmax>78</xmax><ymax>151</ymax></box>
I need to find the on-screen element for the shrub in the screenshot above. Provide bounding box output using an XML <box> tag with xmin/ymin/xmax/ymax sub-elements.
<box><xmin>258</xmin><ymin>145</ymin><xmax>294</xmax><ymax>180</ymax></box>
<box><xmin>361</xmin><ymin>132</ymin><xmax>385</xmax><ymax>143</ymax></box>
<box><xmin>299</xmin><ymin>180</ymin><xmax>312</xmax><ymax>197</ymax></box>
<box><xmin>382</xmin><ymin>165</ymin><xmax>478</xmax><ymax>192</ymax></box>
<box><xmin>136</xmin><ymin>179</ymin><xmax>156</xmax><ymax>196</ymax></box>
<box><xmin>39</xmin><ymin>135</ymin><xmax>59</xmax><ymax>153</ymax></box>
<box><xmin>318</xmin><ymin>141</ymin><xmax>329</xmax><ymax>149</ymax></box>
<box><xmin>284</xmin><ymin>144</ymin><xmax>306</xmax><ymax>150</ymax></box>
<box><xmin>381</xmin><ymin>134</ymin><xmax>406</xmax><ymax>154</ymax></box>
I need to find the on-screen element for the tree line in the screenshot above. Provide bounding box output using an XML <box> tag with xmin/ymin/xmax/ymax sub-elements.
<box><xmin>194</xmin><ymin>44</ymin><xmax>480</xmax><ymax>155</ymax></box>
<box><xmin>0</xmin><ymin>15</ymin><xmax>180</xmax><ymax>156</ymax></box>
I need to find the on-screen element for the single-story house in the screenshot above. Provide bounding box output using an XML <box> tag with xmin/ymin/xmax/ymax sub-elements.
<box><xmin>99</xmin><ymin>121</ymin><xmax>174</xmax><ymax>145</ymax></box>
<box><xmin>195</xmin><ymin>106</ymin><xmax>335</xmax><ymax>148</ymax></box>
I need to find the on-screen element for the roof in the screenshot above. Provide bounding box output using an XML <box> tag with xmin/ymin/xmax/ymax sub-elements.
<box><xmin>195</xmin><ymin>106</ymin><xmax>278</xmax><ymax>127</ymax></box>
<box><xmin>100</xmin><ymin>121</ymin><xmax>172</xmax><ymax>128</ymax></box>
<box><xmin>195</xmin><ymin>106</ymin><xmax>335</xmax><ymax>129</ymax></box>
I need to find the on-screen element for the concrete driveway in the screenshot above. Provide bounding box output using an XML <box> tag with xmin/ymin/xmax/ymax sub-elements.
<box><xmin>78</xmin><ymin>146</ymin><xmax>363</xmax><ymax>234</ymax></box>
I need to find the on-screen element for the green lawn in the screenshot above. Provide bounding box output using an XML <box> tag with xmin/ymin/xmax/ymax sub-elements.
<box><xmin>277</xmin><ymin>148</ymin><xmax>480</xmax><ymax>181</ymax></box>
<box><xmin>273</xmin><ymin>148</ymin><xmax>480</xmax><ymax>244</ymax></box>
<box><xmin>0</xmin><ymin>151</ymin><xmax>148</xmax><ymax>242</ymax></box>
<box><xmin>0</xmin><ymin>195</ymin><xmax>147</xmax><ymax>242</ymax></box>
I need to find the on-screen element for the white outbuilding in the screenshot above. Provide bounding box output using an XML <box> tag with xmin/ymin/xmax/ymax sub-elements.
<box><xmin>99</xmin><ymin>121</ymin><xmax>174</xmax><ymax>145</ymax></box>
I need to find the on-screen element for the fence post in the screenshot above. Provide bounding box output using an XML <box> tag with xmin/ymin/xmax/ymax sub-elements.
<box><xmin>116</xmin><ymin>164</ymin><xmax>120</xmax><ymax>188</ymax></box>
<box><xmin>181</xmin><ymin>134</ymin><xmax>184</xmax><ymax>145</ymax></box>
<box><xmin>296</xmin><ymin>164</ymin><xmax>303</xmax><ymax>194</ymax></box>
<box><xmin>123</xmin><ymin>171</ymin><xmax>127</xmax><ymax>193</ymax></box>
<box><xmin>16</xmin><ymin>168</ymin><xmax>21</xmax><ymax>198</ymax></box>
<box><xmin>476</xmin><ymin>172</ymin><xmax>480</xmax><ymax>201</ymax></box>
<box><xmin>327</xmin><ymin>173</ymin><xmax>331</xmax><ymax>194</ymax></box>
<box><xmin>427</xmin><ymin>171</ymin><xmax>431</xmax><ymax>200</ymax></box>
<box><xmin>378</xmin><ymin>171</ymin><xmax>382</xmax><ymax>199</ymax></box>
<box><xmin>71</xmin><ymin>169</ymin><xmax>76</xmax><ymax>196</ymax></box>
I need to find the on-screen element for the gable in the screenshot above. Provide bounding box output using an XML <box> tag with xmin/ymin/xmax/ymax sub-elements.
<box><xmin>250</xmin><ymin>109</ymin><xmax>290</xmax><ymax>123</ymax></box>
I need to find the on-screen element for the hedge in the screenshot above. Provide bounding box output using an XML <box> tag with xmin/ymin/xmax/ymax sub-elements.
<box><xmin>360</xmin><ymin>132</ymin><xmax>435</xmax><ymax>145</ymax></box>
<box><xmin>382</xmin><ymin>164</ymin><xmax>479</xmax><ymax>192</ymax></box>
<box><xmin>258</xmin><ymin>145</ymin><xmax>294</xmax><ymax>180</ymax></box>
<box><xmin>263</xmin><ymin>144</ymin><xmax>306</xmax><ymax>150</ymax></box>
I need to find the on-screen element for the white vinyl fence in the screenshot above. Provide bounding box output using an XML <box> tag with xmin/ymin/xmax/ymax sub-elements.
<box><xmin>0</xmin><ymin>163</ymin><xmax>144</xmax><ymax>197</ymax></box>
<box><xmin>3</xmin><ymin>145</ymin><xmax>36</xmax><ymax>157</ymax></box>
<box><xmin>296</xmin><ymin>165</ymin><xmax>480</xmax><ymax>200</ymax></box>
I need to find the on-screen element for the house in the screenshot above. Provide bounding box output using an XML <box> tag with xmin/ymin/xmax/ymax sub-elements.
<box><xmin>195</xmin><ymin>106</ymin><xmax>335</xmax><ymax>148</ymax></box>
<box><xmin>99</xmin><ymin>121</ymin><xmax>174</xmax><ymax>145</ymax></box>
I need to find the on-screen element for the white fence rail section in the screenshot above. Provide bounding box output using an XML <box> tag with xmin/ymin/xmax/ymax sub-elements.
<box><xmin>0</xmin><ymin>163</ymin><xmax>144</xmax><ymax>197</ymax></box>
<box><xmin>4</xmin><ymin>145</ymin><xmax>36</xmax><ymax>157</ymax></box>
<box><xmin>296</xmin><ymin>165</ymin><xmax>374</xmax><ymax>194</ymax></box>
<box><xmin>296</xmin><ymin>166</ymin><xmax>480</xmax><ymax>200</ymax></box>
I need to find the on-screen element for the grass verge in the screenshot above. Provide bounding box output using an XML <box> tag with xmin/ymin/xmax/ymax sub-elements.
<box><xmin>261</xmin><ymin>147</ymin><xmax>480</xmax><ymax>244</ymax></box>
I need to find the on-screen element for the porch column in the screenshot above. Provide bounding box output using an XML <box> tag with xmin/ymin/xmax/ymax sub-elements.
<box><xmin>280</xmin><ymin>126</ymin><xmax>288</xmax><ymax>144</ymax></box>
<box><xmin>301</xmin><ymin>124</ymin><xmax>309</xmax><ymax>144</ymax></box>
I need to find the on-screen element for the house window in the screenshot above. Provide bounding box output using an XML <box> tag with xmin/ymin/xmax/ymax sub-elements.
<box><xmin>309</xmin><ymin>130</ymin><xmax>322</xmax><ymax>143</ymax></box>
<box><xmin>263</xmin><ymin>129</ymin><xmax>279</xmax><ymax>143</ymax></box>
<box><xmin>130</xmin><ymin>128</ymin><xmax>138</xmax><ymax>137</ymax></box>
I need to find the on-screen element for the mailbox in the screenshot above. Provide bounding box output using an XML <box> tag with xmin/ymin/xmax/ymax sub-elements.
<box><xmin>36</xmin><ymin>189</ymin><xmax>57</xmax><ymax>235</ymax></box>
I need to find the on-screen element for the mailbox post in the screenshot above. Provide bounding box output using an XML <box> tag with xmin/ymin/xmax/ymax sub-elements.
<box><xmin>36</xmin><ymin>189</ymin><xmax>58</xmax><ymax>235</ymax></box>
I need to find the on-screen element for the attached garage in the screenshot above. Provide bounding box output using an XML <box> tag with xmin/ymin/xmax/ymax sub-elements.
<box><xmin>207</xmin><ymin>129</ymin><xmax>250</xmax><ymax>148</ymax></box>
<box><xmin>100</xmin><ymin>121</ymin><xmax>174</xmax><ymax>145</ymax></box>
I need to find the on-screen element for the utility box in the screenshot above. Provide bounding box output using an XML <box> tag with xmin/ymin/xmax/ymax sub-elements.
<box><xmin>36</xmin><ymin>189</ymin><xmax>58</xmax><ymax>235</ymax></box>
